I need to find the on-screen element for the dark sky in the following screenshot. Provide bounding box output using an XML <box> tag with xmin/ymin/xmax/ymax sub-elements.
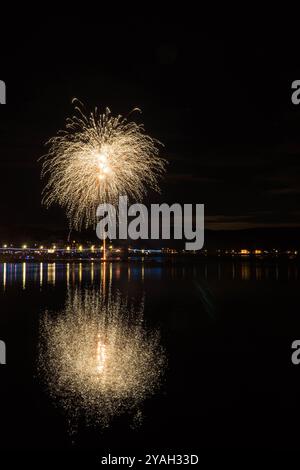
<box><xmin>1</xmin><ymin>17</ymin><xmax>300</xmax><ymax>240</ymax></box>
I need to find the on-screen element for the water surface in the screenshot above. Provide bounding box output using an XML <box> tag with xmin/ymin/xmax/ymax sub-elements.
<box><xmin>0</xmin><ymin>260</ymin><xmax>300</xmax><ymax>450</ymax></box>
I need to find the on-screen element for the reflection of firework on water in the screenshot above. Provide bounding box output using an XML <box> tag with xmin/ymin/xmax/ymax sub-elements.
<box><xmin>40</xmin><ymin>100</ymin><xmax>166</xmax><ymax>230</ymax></box>
<box><xmin>37</xmin><ymin>289</ymin><xmax>166</xmax><ymax>429</ymax></box>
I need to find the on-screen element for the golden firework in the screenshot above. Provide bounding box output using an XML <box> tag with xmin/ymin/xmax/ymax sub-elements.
<box><xmin>40</xmin><ymin>100</ymin><xmax>166</xmax><ymax>230</ymax></box>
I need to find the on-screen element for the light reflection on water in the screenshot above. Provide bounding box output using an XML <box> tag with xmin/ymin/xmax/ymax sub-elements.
<box><xmin>31</xmin><ymin>260</ymin><xmax>167</xmax><ymax>431</ymax></box>
<box><xmin>3</xmin><ymin>262</ymin><xmax>6</xmax><ymax>290</ymax></box>
<box><xmin>0</xmin><ymin>261</ymin><xmax>299</xmax><ymax>290</ymax></box>
<box><xmin>37</xmin><ymin>287</ymin><xmax>166</xmax><ymax>430</ymax></box>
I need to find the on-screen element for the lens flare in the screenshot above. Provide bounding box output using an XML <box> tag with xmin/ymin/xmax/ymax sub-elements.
<box><xmin>40</xmin><ymin>100</ymin><xmax>166</xmax><ymax>230</ymax></box>
<box><xmin>37</xmin><ymin>289</ymin><xmax>166</xmax><ymax>428</ymax></box>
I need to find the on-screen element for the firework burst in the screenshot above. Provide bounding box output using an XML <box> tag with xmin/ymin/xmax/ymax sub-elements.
<box><xmin>40</xmin><ymin>100</ymin><xmax>166</xmax><ymax>230</ymax></box>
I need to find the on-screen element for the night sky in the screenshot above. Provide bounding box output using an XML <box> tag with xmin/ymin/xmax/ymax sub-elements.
<box><xmin>1</xmin><ymin>18</ymin><xmax>300</xmax><ymax>242</ymax></box>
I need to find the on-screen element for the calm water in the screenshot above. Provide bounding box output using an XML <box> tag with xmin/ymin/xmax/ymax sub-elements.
<box><xmin>1</xmin><ymin>260</ymin><xmax>300</xmax><ymax>450</ymax></box>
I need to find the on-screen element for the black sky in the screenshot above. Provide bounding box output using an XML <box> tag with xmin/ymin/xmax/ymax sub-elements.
<box><xmin>1</xmin><ymin>17</ymin><xmax>300</xmax><ymax>240</ymax></box>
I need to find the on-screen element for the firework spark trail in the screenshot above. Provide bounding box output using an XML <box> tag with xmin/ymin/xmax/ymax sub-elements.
<box><xmin>40</xmin><ymin>100</ymin><xmax>166</xmax><ymax>230</ymax></box>
<box><xmin>37</xmin><ymin>289</ymin><xmax>166</xmax><ymax>429</ymax></box>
